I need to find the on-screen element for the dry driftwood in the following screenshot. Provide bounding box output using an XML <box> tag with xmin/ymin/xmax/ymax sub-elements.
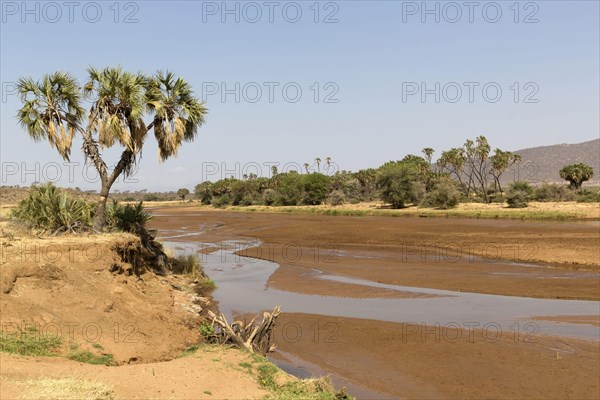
<box><xmin>208</xmin><ymin>306</ymin><xmax>281</xmax><ymax>355</ymax></box>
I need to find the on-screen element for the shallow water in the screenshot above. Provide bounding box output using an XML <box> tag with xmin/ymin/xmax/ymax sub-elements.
<box><xmin>162</xmin><ymin>238</ymin><xmax>600</xmax><ymax>340</ymax></box>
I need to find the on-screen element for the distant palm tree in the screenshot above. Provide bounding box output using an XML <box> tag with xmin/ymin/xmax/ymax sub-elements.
<box><xmin>315</xmin><ymin>157</ymin><xmax>321</xmax><ymax>173</ymax></box>
<box><xmin>304</xmin><ymin>163</ymin><xmax>310</xmax><ymax>173</ymax></box>
<box><xmin>17</xmin><ymin>67</ymin><xmax>207</xmax><ymax>231</ymax></box>
<box><xmin>422</xmin><ymin>148</ymin><xmax>434</xmax><ymax>164</ymax></box>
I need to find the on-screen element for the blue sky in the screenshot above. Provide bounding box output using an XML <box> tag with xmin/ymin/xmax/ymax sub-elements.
<box><xmin>1</xmin><ymin>0</ymin><xmax>599</xmax><ymax>191</ymax></box>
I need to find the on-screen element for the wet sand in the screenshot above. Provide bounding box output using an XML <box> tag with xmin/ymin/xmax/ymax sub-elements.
<box><xmin>273</xmin><ymin>313</ymin><xmax>600</xmax><ymax>400</ymax></box>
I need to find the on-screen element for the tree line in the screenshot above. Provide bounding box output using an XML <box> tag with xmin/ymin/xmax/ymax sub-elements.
<box><xmin>192</xmin><ymin>135</ymin><xmax>597</xmax><ymax>209</ymax></box>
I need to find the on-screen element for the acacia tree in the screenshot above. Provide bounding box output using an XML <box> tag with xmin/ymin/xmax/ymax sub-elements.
<box><xmin>177</xmin><ymin>188</ymin><xmax>190</xmax><ymax>202</ymax></box>
<box><xmin>559</xmin><ymin>163</ymin><xmax>594</xmax><ymax>189</ymax></box>
<box><xmin>17</xmin><ymin>67</ymin><xmax>207</xmax><ymax>231</ymax></box>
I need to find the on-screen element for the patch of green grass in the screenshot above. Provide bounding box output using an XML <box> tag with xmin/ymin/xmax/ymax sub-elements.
<box><xmin>178</xmin><ymin>344</ymin><xmax>200</xmax><ymax>358</ymax></box>
<box><xmin>197</xmin><ymin>276</ymin><xmax>217</xmax><ymax>291</ymax></box>
<box><xmin>257</xmin><ymin>363</ymin><xmax>279</xmax><ymax>389</ymax></box>
<box><xmin>92</xmin><ymin>343</ymin><xmax>104</xmax><ymax>350</ymax></box>
<box><xmin>244</xmin><ymin>354</ymin><xmax>353</xmax><ymax>400</ymax></box>
<box><xmin>0</xmin><ymin>332</ymin><xmax>62</xmax><ymax>356</ymax></box>
<box><xmin>67</xmin><ymin>350</ymin><xmax>114</xmax><ymax>366</ymax></box>
<box><xmin>239</xmin><ymin>361</ymin><xmax>253</xmax><ymax>369</ymax></box>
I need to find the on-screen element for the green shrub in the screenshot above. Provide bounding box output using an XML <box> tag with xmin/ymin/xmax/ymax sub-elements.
<box><xmin>420</xmin><ymin>181</ymin><xmax>460</xmax><ymax>209</ymax></box>
<box><xmin>327</xmin><ymin>190</ymin><xmax>346</xmax><ymax>206</ymax></box>
<box><xmin>212</xmin><ymin>194</ymin><xmax>230</xmax><ymax>208</ymax></box>
<box><xmin>11</xmin><ymin>183</ymin><xmax>94</xmax><ymax>234</ymax></box>
<box><xmin>274</xmin><ymin>173</ymin><xmax>303</xmax><ymax>206</ymax></box>
<box><xmin>576</xmin><ymin>188</ymin><xmax>600</xmax><ymax>203</ymax></box>
<box><xmin>143</xmin><ymin>194</ymin><xmax>159</xmax><ymax>202</ymax></box>
<box><xmin>377</xmin><ymin>165</ymin><xmax>424</xmax><ymax>209</ymax></box>
<box><xmin>302</xmin><ymin>173</ymin><xmax>330</xmax><ymax>205</ymax></box>
<box><xmin>262</xmin><ymin>189</ymin><xmax>277</xmax><ymax>206</ymax></box>
<box><xmin>106</xmin><ymin>201</ymin><xmax>151</xmax><ymax>233</ymax></box>
<box><xmin>533</xmin><ymin>183</ymin><xmax>575</xmax><ymax>202</ymax></box>
<box><xmin>506</xmin><ymin>181</ymin><xmax>533</xmax><ymax>208</ymax></box>
<box><xmin>171</xmin><ymin>254</ymin><xmax>201</xmax><ymax>277</ymax></box>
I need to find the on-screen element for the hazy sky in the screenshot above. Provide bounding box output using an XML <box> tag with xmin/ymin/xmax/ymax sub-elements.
<box><xmin>1</xmin><ymin>0</ymin><xmax>599</xmax><ymax>191</ymax></box>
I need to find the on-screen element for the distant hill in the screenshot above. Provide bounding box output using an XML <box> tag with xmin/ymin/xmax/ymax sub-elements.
<box><xmin>502</xmin><ymin>139</ymin><xmax>600</xmax><ymax>185</ymax></box>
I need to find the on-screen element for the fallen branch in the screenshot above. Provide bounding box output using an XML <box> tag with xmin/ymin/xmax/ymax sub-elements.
<box><xmin>207</xmin><ymin>306</ymin><xmax>281</xmax><ymax>355</ymax></box>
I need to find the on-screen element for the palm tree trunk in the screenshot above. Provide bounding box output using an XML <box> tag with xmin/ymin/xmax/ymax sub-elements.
<box><xmin>91</xmin><ymin>148</ymin><xmax>134</xmax><ymax>231</ymax></box>
<box><xmin>93</xmin><ymin>181</ymin><xmax>110</xmax><ymax>231</ymax></box>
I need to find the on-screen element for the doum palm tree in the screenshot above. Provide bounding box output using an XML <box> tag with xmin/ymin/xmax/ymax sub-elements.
<box><xmin>17</xmin><ymin>67</ymin><xmax>207</xmax><ymax>231</ymax></box>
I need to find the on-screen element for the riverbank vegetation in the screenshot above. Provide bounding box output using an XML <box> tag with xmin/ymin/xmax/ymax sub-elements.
<box><xmin>193</xmin><ymin>136</ymin><xmax>598</xmax><ymax>211</ymax></box>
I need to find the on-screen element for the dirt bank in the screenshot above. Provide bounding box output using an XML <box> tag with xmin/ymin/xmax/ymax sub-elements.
<box><xmin>0</xmin><ymin>224</ymin><xmax>275</xmax><ymax>399</ymax></box>
<box><xmin>1</xmin><ymin>229</ymin><xmax>205</xmax><ymax>364</ymax></box>
<box><xmin>151</xmin><ymin>207</ymin><xmax>600</xmax><ymax>300</ymax></box>
<box><xmin>0</xmin><ymin>346</ymin><xmax>267</xmax><ymax>400</ymax></box>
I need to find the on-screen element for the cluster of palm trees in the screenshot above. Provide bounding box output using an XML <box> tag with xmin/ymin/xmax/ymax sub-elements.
<box><xmin>304</xmin><ymin>157</ymin><xmax>333</xmax><ymax>174</ymax></box>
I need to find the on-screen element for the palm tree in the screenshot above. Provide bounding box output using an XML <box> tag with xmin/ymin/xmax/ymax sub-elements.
<box><xmin>304</xmin><ymin>163</ymin><xmax>310</xmax><ymax>173</ymax></box>
<box><xmin>422</xmin><ymin>148</ymin><xmax>434</xmax><ymax>164</ymax></box>
<box><xmin>315</xmin><ymin>157</ymin><xmax>321</xmax><ymax>173</ymax></box>
<box><xmin>17</xmin><ymin>67</ymin><xmax>207</xmax><ymax>231</ymax></box>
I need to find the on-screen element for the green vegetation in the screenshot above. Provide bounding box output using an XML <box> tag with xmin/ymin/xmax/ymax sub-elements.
<box><xmin>506</xmin><ymin>181</ymin><xmax>533</xmax><ymax>208</ymax></box>
<box><xmin>0</xmin><ymin>330</ymin><xmax>62</xmax><ymax>356</ymax></box>
<box><xmin>377</xmin><ymin>162</ymin><xmax>425</xmax><ymax>209</ymax></box>
<box><xmin>12</xmin><ymin>183</ymin><xmax>152</xmax><ymax>235</ymax></box>
<box><xmin>247</xmin><ymin>353</ymin><xmax>352</xmax><ymax>400</ymax></box>
<box><xmin>11</xmin><ymin>183</ymin><xmax>94</xmax><ymax>234</ymax></box>
<box><xmin>171</xmin><ymin>254</ymin><xmax>216</xmax><ymax>290</ymax></box>
<box><xmin>191</xmin><ymin>137</ymin><xmax>597</xmax><ymax>211</ymax></box>
<box><xmin>16</xmin><ymin>66</ymin><xmax>207</xmax><ymax>231</ymax></box>
<box><xmin>67</xmin><ymin>349</ymin><xmax>114</xmax><ymax>366</ymax></box>
<box><xmin>420</xmin><ymin>180</ymin><xmax>461</xmax><ymax>209</ymax></box>
<box><xmin>533</xmin><ymin>183</ymin><xmax>576</xmax><ymax>202</ymax></box>
<box><xmin>177</xmin><ymin>188</ymin><xmax>190</xmax><ymax>202</ymax></box>
<box><xmin>199</xmin><ymin>322</ymin><xmax>216</xmax><ymax>339</ymax></box>
<box><xmin>106</xmin><ymin>200</ymin><xmax>151</xmax><ymax>233</ymax></box>
<box><xmin>559</xmin><ymin>163</ymin><xmax>594</xmax><ymax>189</ymax></box>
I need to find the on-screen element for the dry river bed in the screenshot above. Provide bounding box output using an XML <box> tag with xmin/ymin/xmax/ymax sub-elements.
<box><xmin>150</xmin><ymin>207</ymin><xmax>600</xmax><ymax>399</ymax></box>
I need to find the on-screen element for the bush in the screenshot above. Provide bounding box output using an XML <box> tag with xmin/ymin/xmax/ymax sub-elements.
<box><xmin>143</xmin><ymin>194</ymin><xmax>159</xmax><ymax>202</ymax></box>
<box><xmin>171</xmin><ymin>254</ymin><xmax>201</xmax><ymax>277</ymax></box>
<box><xmin>302</xmin><ymin>173</ymin><xmax>330</xmax><ymax>205</ymax></box>
<box><xmin>377</xmin><ymin>165</ymin><xmax>424</xmax><ymax>209</ymax></box>
<box><xmin>262</xmin><ymin>189</ymin><xmax>277</xmax><ymax>206</ymax></box>
<box><xmin>106</xmin><ymin>201</ymin><xmax>151</xmax><ymax>233</ymax></box>
<box><xmin>274</xmin><ymin>172</ymin><xmax>303</xmax><ymax>206</ymax></box>
<box><xmin>420</xmin><ymin>181</ymin><xmax>460</xmax><ymax>209</ymax></box>
<box><xmin>11</xmin><ymin>183</ymin><xmax>94</xmax><ymax>234</ymax></box>
<box><xmin>212</xmin><ymin>194</ymin><xmax>230</xmax><ymax>208</ymax></box>
<box><xmin>533</xmin><ymin>183</ymin><xmax>575</xmax><ymax>202</ymax></box>
<box><xmin>576</xmin><ymin>188</ymin><xmax>600</xmax><ymax>203</ymax></box>
<box><xmin>506</xmin><ymin>181</ymin><xmax>533</xmax><ymax>208</ymax></box>
<box><xmin>327</xmin><ymin>190</ymin><xmax>346</xmax><ymax>206</ymax></box>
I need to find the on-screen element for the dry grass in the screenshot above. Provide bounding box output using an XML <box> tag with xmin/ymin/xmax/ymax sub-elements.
<box><xmin>216</xmin><ymin>201</ymin><xmax>600</xmax><ymax>220</ymax></box>
<box><xmin>16</xmin><ymin>377</ymin><xmax>116</xmax><ymax>400</ymax></box>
